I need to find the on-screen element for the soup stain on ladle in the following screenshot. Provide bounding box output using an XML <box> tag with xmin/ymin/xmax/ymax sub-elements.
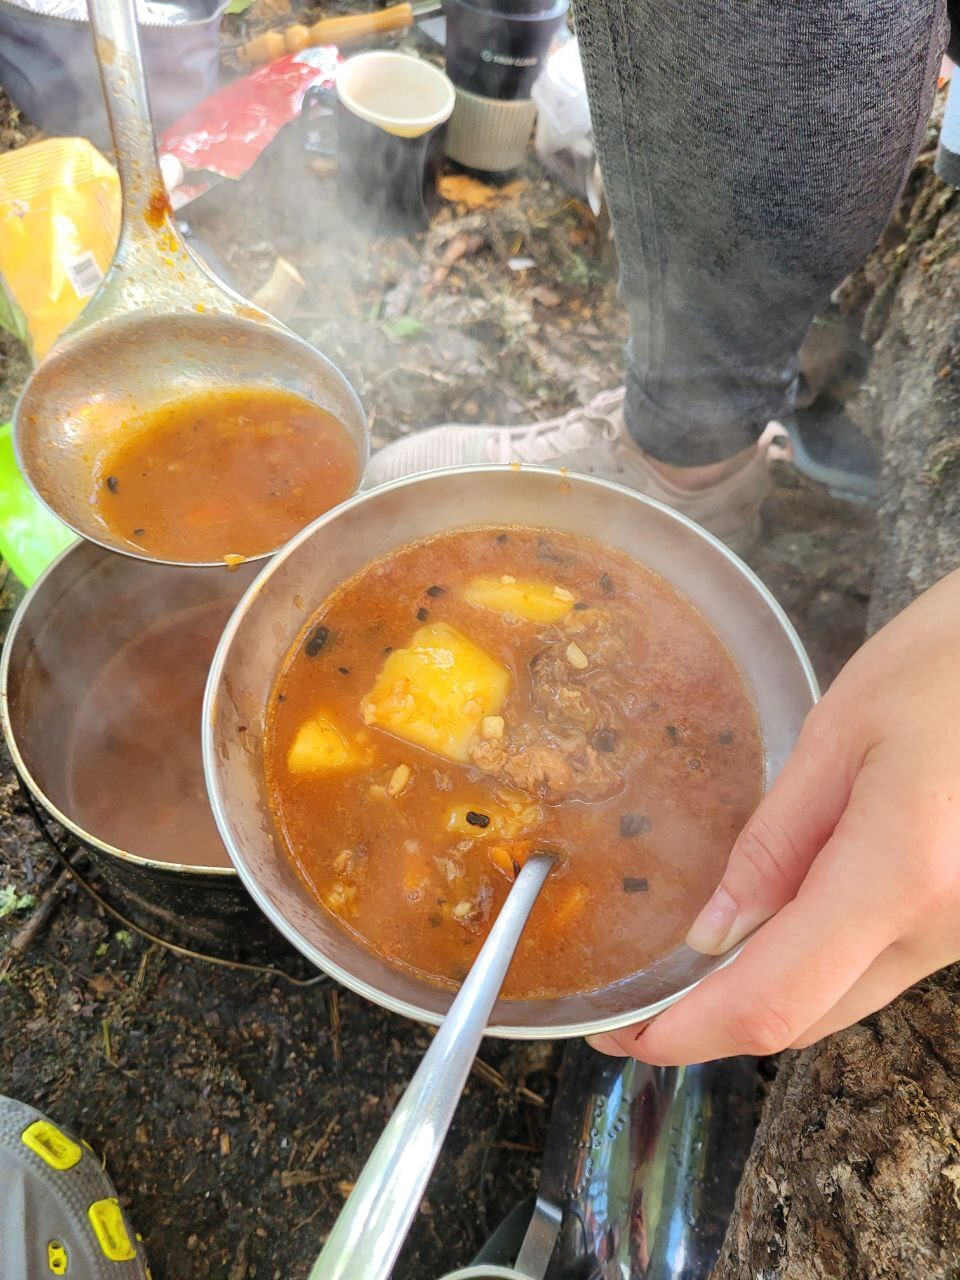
<box><xmin>13</xmin><ymin>0</ymin><xmax>368</xmax><ymax>569</ymax></box>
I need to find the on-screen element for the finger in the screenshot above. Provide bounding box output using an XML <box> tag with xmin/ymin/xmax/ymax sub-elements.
<box><xmin>588</xmin><ymin>1018</ymin><xmax>653</xmax><ymax>1057</ymax></box>
<box><xmin>790</xmin><ymin>938</ymin><xmax>955</xmax><ymax>1048</ymax></box>
<box><xmin>588</xmin><ymin>1027</ymin><xmax>646</xmax><ymax>1057</ymax></box>
<box><xmin>617</xmin><ymin>791</ymin><xmax>904</xmax><ymax>1064</ymax></box>
<box><xmin>686</xmin><ymin>711</ymin><xmax>860</xmax><ymax>955</ymax></box>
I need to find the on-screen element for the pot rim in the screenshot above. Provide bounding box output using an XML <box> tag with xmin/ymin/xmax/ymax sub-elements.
<box><xmin>203</xmin><ymin>464</ymin><xmax>819</xmax><ymax>1037</ymax></box>
<box><xmin>0</xmin><ymin>540</ymin><xmax>238</xmax><ymax>878</ymax></box>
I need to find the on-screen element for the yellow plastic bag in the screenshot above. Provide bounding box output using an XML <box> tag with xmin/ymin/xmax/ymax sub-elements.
<box><xmin>0</xmin><ymin>137</ymin><xmax>120</xmax><ymax>362</ymax></box>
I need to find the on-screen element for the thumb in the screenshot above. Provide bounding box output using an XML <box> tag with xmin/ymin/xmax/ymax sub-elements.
<box><xmin>686</xmin><ymin>714</ymin><xmax>858</xmax><ymax>955</ymax></box>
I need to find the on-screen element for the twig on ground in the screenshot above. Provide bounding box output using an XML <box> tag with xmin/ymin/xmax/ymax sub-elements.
<box><xmin>0</xmin><ymin>869</ymin><xmax>71</xmax><ymax>979</ymax></box>
<box><xmin>471</xmin><ymin>1057</ymin><xmax>508</xmax><ymax>1092</ymax></box>
<box><xmin>326</xmin><ymin>986</ymin><xmax>343</xmax><ymax>1064</ymax></box>
<box><xmin>228</xmin><ymin>1234</ymin><xmax>250</xmax><ymax>1280</ymax></box>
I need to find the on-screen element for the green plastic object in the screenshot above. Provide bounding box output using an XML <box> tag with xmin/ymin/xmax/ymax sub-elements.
<box><xmin>0</xmin><ymin>422</ymin><xmax>76</xmax><ymax>586</ymax></box>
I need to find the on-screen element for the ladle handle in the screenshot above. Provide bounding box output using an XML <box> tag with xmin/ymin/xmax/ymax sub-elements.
<box><xmin>87</xmin><ymin>0</ymin><xmax>183</xmax><ymax>254</ymax></box>
<box><xmin>309</xmin><ymin>855</ymin><xmax>555</xmax><ymax>1280</ymax></box>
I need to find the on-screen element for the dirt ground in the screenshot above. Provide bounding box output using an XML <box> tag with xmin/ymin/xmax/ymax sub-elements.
<box><xmin>0</xmin><ymin>26</ymin><xmax>876</xmax><ymax>1279</ymax></box>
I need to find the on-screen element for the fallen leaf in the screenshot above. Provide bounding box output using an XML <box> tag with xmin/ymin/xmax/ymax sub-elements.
<box><xmin>440</xmin><ymin>232</ymin><xmax>485</xmax><ymax>267</ymax></box>
<box><xmin>383</xmin><ymin>315</ymin><xmax>425</xmax><ymax>339</ymax></box>
<box><xmin>438</xmin><ymin>175</ymin><xmax>528</xmax><ymax>210</ymax></box>
<box><xmin>429</xmin><ymin>232</ymin><xmax>487</xmax><ymax>290</ymax></box>
<box><xmin>0</xmin><ymin>885</ymin><xmax>37</xmax><ymax>918</ymax></box>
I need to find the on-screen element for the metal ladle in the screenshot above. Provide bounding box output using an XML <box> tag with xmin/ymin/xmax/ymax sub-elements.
<box><xmin>309</xmin><ymin>854</ymin><xmax>555</xmax><ymax>1280</ymax></box>
<box><xmin>13</xmin><ymin>0</ymin><xmax>368</xmax><ymax>568</ymax></box>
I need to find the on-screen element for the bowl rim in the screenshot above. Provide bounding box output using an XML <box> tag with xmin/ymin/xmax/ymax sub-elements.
<box><xmin>0</xmin><ymin>539</ymin><xmax>239</xmax><ymax>878</ymax></box>
<box><xmin>203</xmin><ymin>464</ymin><xmax>819</xmax><ymax>1037</ymax></box>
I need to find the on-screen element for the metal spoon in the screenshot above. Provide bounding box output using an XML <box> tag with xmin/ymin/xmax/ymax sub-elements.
<box><xmin>13</xmin><ymin>0</ymin><xmax>367</xmax><ymax>569</ymax></box>
<box><xmin>309</xmin><ymin>853</ymin><xmax>555</xmax><ymax>1280</ymax></box>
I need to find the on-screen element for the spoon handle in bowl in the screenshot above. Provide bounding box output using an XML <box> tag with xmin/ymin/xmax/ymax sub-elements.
<box><xmin>308</xmin><ymin>854</ymin><xmax>555</xmax><ymax>1280</ymax></box>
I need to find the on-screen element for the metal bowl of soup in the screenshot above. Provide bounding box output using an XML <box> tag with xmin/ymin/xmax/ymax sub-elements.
<box><xmin>203</xmin><ymin>466</ymin><xmax>818</xmax><ymax>1037</ymax></box>
<box><xmin>0</xmin><ymin>540</ymin><xmax>295</xmax><ymax>959</ymax></box>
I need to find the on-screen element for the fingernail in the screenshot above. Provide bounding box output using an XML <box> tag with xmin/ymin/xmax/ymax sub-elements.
<box><xmin>686</xmin><ymin>885</ymin><xmax>740</xmax><ymax>954</ymax></box>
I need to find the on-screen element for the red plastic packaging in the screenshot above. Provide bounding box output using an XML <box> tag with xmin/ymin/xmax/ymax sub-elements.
<box><xmin>160</xmin><ymin>46</ymin><xmax>340</xmax><ymax>184</ymax></box>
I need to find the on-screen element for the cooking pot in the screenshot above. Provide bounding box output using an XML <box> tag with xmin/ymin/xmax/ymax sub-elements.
<box><xmin>203</xmin><ymin>466</ymin><xmax>818</xmax><ymax>1036</ymax></box>
<box><xmin>0</xmin><ymin>539</ymin><xmax>300</xmax><ymax>964</ymax></box>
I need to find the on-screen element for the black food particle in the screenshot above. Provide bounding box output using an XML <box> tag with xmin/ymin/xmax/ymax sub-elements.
<box><xmin>465</xmin><ymin>811</ymin><xmax>491</xmax><ymax>828</ymax></box>
<box><xmin>496</xmin><ymin>533</ymin><xmax>509</xmax><ymax>544</ymax></box>
<box><xmin>619</xmin><ymin>812</ymin><xmax>653</xmax><ymax>838</ymax></box>
<box><xmin>384</xmin><ymin>645</ymin><xmax>393</xmax><ymax>655</ymax></box>
<box><xmin>277</xmin><ymin>693</ymin><xmax>286</xmax><ymax>703</ymax></box>
<box><xmin>623</xmin><ymin>877</ymin><xmax>649</xmax><ymax>893</ymax></box>
<box><xmin>573</xmin><ymin>602</ymin><xmax>589</xmax><ymax>611</ymax></box>
<box><xmin>304</xmin><ymin>625</ymin><xmax>330</xmax><ymax>657</ymax></box>
<box><xmin>416</xmin><ymin>607</ymin><xmax>429</xmax><ymax>622</ymax></box>
<box><xmin>133</xmin><ymin>528</ymin><xmax>145</xmax><ymax>538</ymax></box>
<box><xmin>599</xmin><ymin>571</ymin><xmax>614</xmax><ymax>594</ymax></box>
<box><xmin>665</xmin><ymin>724</ymin><xmax>679</xmax><ymax>744</ymax></box>
<box><xmin>594</xmin><ymin>729</ymin><xmax>618</xmax><ymax>753</ymax></box>
<box><xmin>536</xmin><ymin>537</ymin><xmax>571</xmax><ymax>566</ymax></box>
<box><xmin>337</xmin><ymin>666</ymin><xmax>350</xmax><ymax>675</ymax></box>
<box><xmin>512</xmin><ymin>859</ymin><xmax>522</xmax><ymax>878</ymax></box>
<box><xmin>687</xmin><ymin>757</ymin><xmax>702</xmax><ymax>771</ymax></box>
<box><xmin>718</xmin><ymin>729</ymin><xmax>735</xmax><ymax>746</ymax></box>
<box><xmin>425</xmin><ymin>585</ymin><xmax>445</xmax><ymax>598</ymax></box>
<box><xmin>106</xmin><ymin>475</ymin><xmax>119</xmax><ymax>493</ymax></box>
<box><xmin>428</xmin><ymin>913</ymin><xmax>442</xmax><ymax>927</ymax></box>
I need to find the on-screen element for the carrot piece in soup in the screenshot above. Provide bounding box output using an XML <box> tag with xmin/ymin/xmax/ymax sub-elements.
<box><xmin>551</xmin><ymin>882</ymin><xmax>589</xmax><ymax>930</ymax></box>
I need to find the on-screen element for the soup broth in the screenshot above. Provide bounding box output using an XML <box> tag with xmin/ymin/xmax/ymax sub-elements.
<box><xmin>93</xmin><ymin>386</ymin><xmax>359</xmax><ymax>562</ymax></box>
<box><xmin>265</xmin><ymin>526</ymin><xmax>763</xmax><ymax>999</ymax></box>
<box><xmin>67</xmin><ymin>601</ymin><xmax>232</xmax><ymax>867</ymax></box>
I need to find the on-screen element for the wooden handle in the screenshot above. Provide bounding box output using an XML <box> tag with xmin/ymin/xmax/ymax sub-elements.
<box><xmin>238</xmin><ymin>3</ymin><xmax>415</xmax><ymax>66</ymax></box>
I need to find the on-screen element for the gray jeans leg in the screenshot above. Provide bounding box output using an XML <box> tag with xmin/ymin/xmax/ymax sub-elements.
<box><xmin>573</xmin><ymin>0</ymin><xmax>948</xmax><ymax>464</ymax></box>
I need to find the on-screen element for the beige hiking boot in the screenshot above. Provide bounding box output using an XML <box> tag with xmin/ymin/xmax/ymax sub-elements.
<box><xmin>364</xmin><ymin>389</ymin><xmax>788</xmax><ymax>554</ymax></box>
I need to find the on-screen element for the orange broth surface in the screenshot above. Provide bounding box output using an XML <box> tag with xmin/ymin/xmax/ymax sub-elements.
<box><xmin>265</xmin><ymin>525</ymin><xmax>763</xmax><ymax>999</ymax></box>
<box><xmin>93</xmin><ymin>387</ymin><xmax>358</xmax><ymax>562</ymax></box>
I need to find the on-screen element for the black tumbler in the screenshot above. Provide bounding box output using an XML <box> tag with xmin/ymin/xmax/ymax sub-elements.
<box><xmin>444</xmin><ymin>0</ymin><xmax>569</xmax><ymax>101</ymax></box>
<box><xmin>443</xmin><ymin>0</ymin><xmax>570</xmax><ymax>173</ymax></box>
